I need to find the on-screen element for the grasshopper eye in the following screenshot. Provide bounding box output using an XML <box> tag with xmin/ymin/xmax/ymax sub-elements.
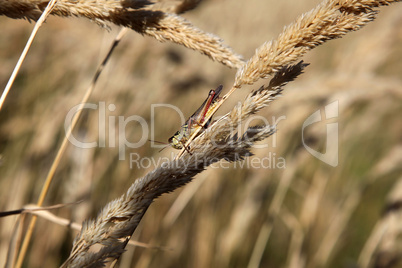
<box><xmin>168</xmin><ymin>131</ymin><xmax>179</xmax><ymax>144</ymax></box>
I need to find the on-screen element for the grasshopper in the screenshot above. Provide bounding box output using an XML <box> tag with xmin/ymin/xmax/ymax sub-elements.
<box><xmin>168</xmin><ymin>85</ymin><xmax>223</xmax><ymax>150</ymax></box>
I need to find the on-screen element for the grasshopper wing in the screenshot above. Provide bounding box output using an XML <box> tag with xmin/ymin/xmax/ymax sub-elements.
<box><xmin>189</xmin><ymin>85</ymin><xmax>223</xmax><ymax>123</ymax></box>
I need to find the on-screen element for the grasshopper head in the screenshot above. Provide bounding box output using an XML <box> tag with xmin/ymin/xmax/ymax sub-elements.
<box><xmin>168</xmin><ymin>131</ymin><xmax>183</xmax><ymax>149</ymax></box>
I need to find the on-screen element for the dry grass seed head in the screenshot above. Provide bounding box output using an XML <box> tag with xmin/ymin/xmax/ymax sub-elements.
<box><xmin>233</xmin><ymin>0</ymin><xmax>395</xmax><ymax>87</ymax></box>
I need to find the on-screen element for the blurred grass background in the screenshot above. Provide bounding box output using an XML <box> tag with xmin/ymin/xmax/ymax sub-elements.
<box><xmin>1</xmin><ymin>0</ymin><xmax>402</xmax><ymax>267</ymax></box>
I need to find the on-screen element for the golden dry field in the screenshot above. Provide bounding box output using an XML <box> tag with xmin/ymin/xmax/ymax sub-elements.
<box><xmin>0</xmin><ymin>0</ymin><xmax>402</xmax><ymax>267</ymax></box>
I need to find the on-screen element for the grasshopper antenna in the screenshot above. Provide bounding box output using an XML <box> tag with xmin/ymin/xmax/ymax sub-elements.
<box><xmin>148</xmin><ymin>139</ymin><xmax>191</xmax><ymax>154</ymax></box>
<box><xmin>158</xmin><ymin>145</ymin><xmax>170</xmax><ymax>152</ymax></box>
<box><xmin>148</xmin><ymin>139</ymin><xmax>170</xmax><ymax>152</ymax></box>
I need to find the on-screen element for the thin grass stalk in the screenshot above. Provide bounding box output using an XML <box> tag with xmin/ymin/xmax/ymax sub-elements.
<box><xmin>14</xmin><ymin>27</ymin><xmax>128</xmax><ymax>268</ymax></box>
<box><xmin>0</xmin><ymin>0</ymin><xmax>56</xmax><ymax>111</ymax></box>
<box><xmin>9</xmin><ymin>2</ymin><xmax>60</xmax><ymax>265</ymax></box>
<box><xmin>312</xmin><ymin>187</ymin><xmax>362</xmax><ymax>266</ymax></box>
<box><xmin>5</xmin><ymin>215</ymin><xmax>24</xmax><ymax>268</ymax></box>
<box><xmin>20</xmin><ymin>207</ymin><xmax>156</xmax><ymax>249</ymax></box>
<box><xmin>358</xmin><ymin>218</ymin><xmax>390</xmax><ymax>268</ymax></box>
<box><xmin>281</xmin><ymin>207</ymin><xmax>305</xmax><ymax>268</ymax></box>
<box><xmin>312</xmin><ymin>157</ymin><xmax>394</xmax><ymax>266</ymax></box>
<box><xmin>162</xmin><ymin>175</ymin><xmax>206</xmax><ymax>227</ymax></box>
<box><xmin>358</xmin><ymin>176</ymin><xmax>402</xmax><ymax>267</ymax></box>
<box><xmin>247</xmin><ymin>162</ymin><xmax>298</xmax><ymax>268</ymax></box>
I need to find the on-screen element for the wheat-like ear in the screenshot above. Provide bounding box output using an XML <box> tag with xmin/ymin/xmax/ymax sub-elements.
<box><xmin>173</xmin><ymin>0</ymin><xmax>400</xmax><ymax>159</ymax></box>
<box><xmin>137</xmin><ymin>12</ymin><xmax>245</xmax><ymax>68</ymax></box>
<box><xmin>0</xmin><ymin>0</ymin><xmax>244</xmax><ymax>68</ymax></box>
<box><xmin>234</xmin><ymin>0</ymin><xmax>400</xmax><ymax>87</ymax></box>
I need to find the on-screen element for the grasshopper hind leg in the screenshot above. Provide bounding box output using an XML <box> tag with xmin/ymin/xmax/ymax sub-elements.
<box><xmin>181</xmin><ymin>142</ymin><xmax>192</xmax><ymax>155</ymax></box>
